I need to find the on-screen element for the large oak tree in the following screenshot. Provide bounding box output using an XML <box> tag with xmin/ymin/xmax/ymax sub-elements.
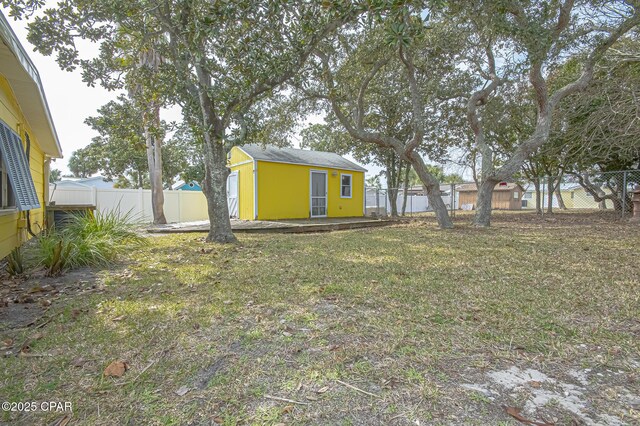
<box><xmin>5</xmin><ymin>0</ymin><xmax>356</xmax><ymax>241</ymax></box>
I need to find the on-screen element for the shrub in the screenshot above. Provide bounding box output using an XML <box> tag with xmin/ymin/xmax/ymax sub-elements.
<box><xmin>36</xmin><ymin>210</ymin><xmax>143</xmax><ymax>275</ymax></box>
<box><xmin>6</xmin><ymin>247</ymin><xmax>24</xmax><ymax>276</ymax></box>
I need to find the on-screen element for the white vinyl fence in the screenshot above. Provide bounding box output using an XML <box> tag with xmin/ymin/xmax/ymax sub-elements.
<box><xmin>49</xmin><ymin>185</ymin><xmax>210</xmax><ymax>223</ymax></box>
<box><xmin>365</xmin><ymin>188</ymin><xmax>435</xmax><ymax>215</ymax></box>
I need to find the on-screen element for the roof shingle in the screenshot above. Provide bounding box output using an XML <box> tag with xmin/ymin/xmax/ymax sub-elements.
<box><xmin>237</xmin><ymin>144</ymin><xmax>367</xmax><ymax>172</ymax></box>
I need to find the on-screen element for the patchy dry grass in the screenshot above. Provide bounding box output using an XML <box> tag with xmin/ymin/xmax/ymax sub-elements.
<box><xmin>1</xmin><ymin>212</ymin><xmax>639</xmax><ymax>425</ymax></box>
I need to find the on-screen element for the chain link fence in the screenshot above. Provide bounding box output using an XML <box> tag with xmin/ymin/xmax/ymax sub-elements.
<box><xmin>521</xmin><ymin>170</ymin><xmax>640</xmax><ymax>218</ymax></box>
<box><xmin>365</xmin><ymin>170</ymin><xmax>639</xmax><ymax>219</ymax></box>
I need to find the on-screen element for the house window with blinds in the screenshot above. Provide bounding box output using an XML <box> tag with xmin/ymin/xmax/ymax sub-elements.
<box><xmin>0</xmin><ymin>121</ymin><xmax>40</xmax><ymax>211</ymax></box>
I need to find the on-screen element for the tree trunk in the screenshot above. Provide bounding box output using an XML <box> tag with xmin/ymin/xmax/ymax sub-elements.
<box><xmin>546</xmin><ymin>177</ymin><xmax>554</xmax><ymax>214</ymax></box>
<box><xmin>144</xmin><ymin>105</ymin><xmax>167</xmax><ymax>224</ymax></box>
<box><xmin>135</xmin><ymin>47</ymin><xmax>167</xmax><ymax>224</ymax></box>
<box><xmin>533</xmin><ymin>179</ymin><xmax>542</xmax><ymax>215</ymax></box>
<box><xmin>610</xmin><ymin>174</ymin><xmax>628</xmax><ymax>212</ymax></box>
<box><xmin>607</xmin><ymin>178</ymin><xmax>623</xmax><ymax>211</ymax></box>
<box><xmin>385</xmin><ymin>169</ymin><xmax>399</xmax><ymax>217</ymax></box>
<box><xmin>598</xmin><ymin>193</ymin><xmax>608</xmax><ymax>210</ymax></box>
<box><xmin>387</xmin><ymin>187</ymin><xmax>399</xmax><ymax>217</ymax></box>
<box><xmin>473</xmin><ymin>179</ymin><xmax>497</xmax><ymax>227</ymax></box>
<box><xmin>202</xmin><ymin>136</ymin><xmax>236</xmax><ymax>243</ymax></box>
<box><xmin>195</xmin><ymin>63</ymin><xmax>236</xmax><ymax>244</ymax></box>
<box><xmin>401</xmin><ymin>164</ymin><xmax>410</xmax><ymax>216</ymax></box>
<box><xmin>555</xmin><ymin>189</ymin><xmax>566</xmax><ymax>210</ymax></box>
<box><xmin>406</xmin><ymin>151</ymin><xmax>452</xmax><ymax>228</ymax></box>
<box><xmin>553</xmin><ymin>179</ymin><xmax>567</xmax><ymax>210</ymax></box>
<box><xmin>576</xmin><ymin>173</ymin><xmax>610</xmax><ymax>210</ymax></box>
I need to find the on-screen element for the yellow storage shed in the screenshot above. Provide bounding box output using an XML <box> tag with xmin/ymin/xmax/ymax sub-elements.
<box><xmin>228</xmin><ymin>145</ymin><xmax>366</xmax><ymax>220</ymax></box>
<box><xmin>0</xmin><ymin>12</ymin><xmax>62</xmax><ymax>259</ymax></box>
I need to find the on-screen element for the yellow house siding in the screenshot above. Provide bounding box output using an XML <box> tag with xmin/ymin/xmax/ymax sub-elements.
<box><xmin>256</xmin><ymin>161</ymin><xmax>364</xmax><ymax>220</ymax></box>
<box><xmin>0</xmin><ymin>211</ymin><xmax>21</xmax><ymax>258</ymax></box>
<box><xmin>0</xmin><ymin>76</ymin><xmax>22</xmax><ymax>126</ymax></box>
<box><xmin>0</xmin><ymin>74</ymin><xmax>48</xmax><ymax>259</ymax></box>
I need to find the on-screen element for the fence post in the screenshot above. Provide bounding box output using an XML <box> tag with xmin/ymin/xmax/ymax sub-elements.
<box><xmin>410</xmin><ymin>193</ymin><xmax>413</xmax><ymax>217</ymax></box>
<box><xmin>451</xmin><ymin>183</ymin><xmax>455</xmax><ymax>217</ymax></box>
<box><xmin>376</xmin><ymin>189</ymin><xmax>380</xmax><ymax>217</ymax></box>
<box><xmin>622</xmin><ymin>171</ymin><xmax>628</xmax><ymax>219</ymax></box>
<box><xmin>138</xmin><ymin>187</ymin><xmax>144</xmax><ymax>221</ymax></box>
<box><xmin>178</xmin><ymin>190</ymin><xmax>183</xmax><ymax>223</ymax></box>
<box><xmin>385</xmin><ymin>190</ymin><xmax>388</xmax><ymax>215</ymax></box>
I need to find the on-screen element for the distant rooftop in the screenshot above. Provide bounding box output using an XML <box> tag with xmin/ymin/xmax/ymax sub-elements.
<box><xmin>237</xmin><ymin>144</ymin><xmax>367</xmax><ymax>172</ymax></box>
<box><xmin>457</xmin><ymin>182</ymin><xmax>523</xmax><ymax>192</ymax></box>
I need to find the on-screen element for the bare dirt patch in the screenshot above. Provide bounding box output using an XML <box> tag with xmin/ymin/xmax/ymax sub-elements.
<box><xmin>0</xmin><ymin>268</ymin><xmax>103</xmax><ymax>332</ymax></box>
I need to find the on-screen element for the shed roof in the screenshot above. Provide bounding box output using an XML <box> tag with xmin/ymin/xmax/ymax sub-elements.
<box><xmin>238</xmin><ymin>144</ymin><xmax>367</xmax><ymax>172</ymax></box>
<box><xmin>0</xmin><ymin>12</ymin><xmax>61</xmax><ymax>158</ymax></box>
<box><xmin>457</xmin><ymin>182</ymin><xmax>524</xmax><ymax>192</ymax></box>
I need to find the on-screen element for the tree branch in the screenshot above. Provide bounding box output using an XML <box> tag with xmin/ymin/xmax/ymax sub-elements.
<box><xmin>222</xmin><ymin>17</ymin><xmax>347</xmax><ymax>128</ymax></box>
<box><xmin>398</xmin><ymin>44</ymin><xmax>424</xmax><ymax>153</ymax></box>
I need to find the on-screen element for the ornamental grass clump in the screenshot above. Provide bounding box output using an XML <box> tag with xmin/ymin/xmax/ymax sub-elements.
<box><xmin>36</xmin><ymin>210</ymin><xmax>143</xmax><ymax>275</ymax></box>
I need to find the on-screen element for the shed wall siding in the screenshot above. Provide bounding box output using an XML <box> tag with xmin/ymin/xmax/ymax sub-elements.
<box><xmin>228</xmin><ymin>146</ymin><xmax>255</xmax><ymax>220</ymax></box>
<box><xmin>458</xmin><ymin>189</ymin><xmax>522</xmax><ymax>211</ymax></box>
<box><xmin>228</xmin><ymin>146</ymin><xmax>252</xmax><ymax>165</ymax></box>
<box><xmin>0</xmin><ymin>75</ymin><xmax>47</xmax><ymax>259</ymax></box>
<box><xmin>229</xmin><ymin>161</ymin><xmax>254</xmax><ymax>220</ymax></box>
<box><xmin>256</xmin><ymin>161</ymin><xmax>364</xmax><ymax>220</ymax></box>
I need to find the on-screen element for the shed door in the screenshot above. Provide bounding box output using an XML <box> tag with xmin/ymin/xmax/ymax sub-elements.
<box><xmin>227</xmin><ymin>171</ymin><xmax>238</xmax><ymax>218</ymax></box>
<box><xmin>310</xmin><ymin>171</ymin><xmax>327</xmax><ymax>217</ymax></box>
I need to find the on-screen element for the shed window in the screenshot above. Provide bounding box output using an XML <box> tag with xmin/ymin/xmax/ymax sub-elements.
<box><xmin>0</xmin><ymin>121</ymin><xmax>40</xmax><ymax>211</ymax></box>
<box><xmin>513</xmin><ymin>191</ymin><xmax>519</xmax><ymax>199</ymax></box>
<box><xmin>340</xmin><ymin>174</ymin><xmax>352</xmax><ymax>198</ymax></box>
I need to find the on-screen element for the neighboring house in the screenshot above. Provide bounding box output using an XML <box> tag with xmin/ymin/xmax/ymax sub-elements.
<box><xmin>522</xmin><ymin>183</ymin><xmax>614</xmax><ymax>210</ymax></box>
<box><xmin>227</xmin><ymin>144</ymin><xmax>366</xmax><ymax>220</ymax></box>
<box><xmin>0</xmin><ymin>12</ymin><xmax>62</xmax><ymax>259</ymax></box>
<box><xmin>54</xmin><ymin>176</ymin><xmax>114</xmax><ymax>189</ymax></box>
<box><xmin>457</xmin><ymin>182</ymin><xmax>524</xmax><ymax>210</ymax></box>
<box><xmin>562</xmin><ymin>185</ymin><xmax>614</xmax><ymax>209</ymax></box>
<box><xmin>172</xmin><ymin>180</ymin><xmax>202</xmax><ymax>191</ymax></box>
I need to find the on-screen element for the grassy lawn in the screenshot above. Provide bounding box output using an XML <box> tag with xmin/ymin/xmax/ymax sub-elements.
<box><xmin>2</xmin><ymin>212</ymin><xmax>639</xmax><ymax>425</ymax></box>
